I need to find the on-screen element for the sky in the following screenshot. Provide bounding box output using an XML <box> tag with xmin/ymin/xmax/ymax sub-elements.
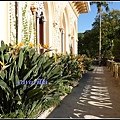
<box><xmin>78</xmin><ymin>1</ymin><xmax>120</xmax><ymax>33</ymax></box>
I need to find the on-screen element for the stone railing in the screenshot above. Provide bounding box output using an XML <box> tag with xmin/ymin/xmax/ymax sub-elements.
<box><xmin>107</xmin><ymin>60</ymin><xmax>120</xmax><ymax>85</ymax></box>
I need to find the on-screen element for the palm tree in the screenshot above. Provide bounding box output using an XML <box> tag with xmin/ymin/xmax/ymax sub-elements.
<box><xmin>90</xmin><ymin>2</ymin><xmax>110</xmax><ymax>13</ymax></box>
<box><xmin>90</xmin><ymin>2</ymin><xmax>111</xmax><ymax>66</ymax></box>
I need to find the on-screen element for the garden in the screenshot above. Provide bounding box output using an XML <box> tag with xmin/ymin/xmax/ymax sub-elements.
<box><xmin>0</xmin><ymin>40</ymin><xmax>93</xmax><ymax>118</ymax></box>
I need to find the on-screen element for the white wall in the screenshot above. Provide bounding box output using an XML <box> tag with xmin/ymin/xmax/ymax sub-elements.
<box><xmin>0</xmin><ymin>2</ymin><xmax>9</xmax><ymax>45</ymax></box>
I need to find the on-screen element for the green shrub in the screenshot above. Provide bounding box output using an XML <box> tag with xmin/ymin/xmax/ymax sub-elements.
<box><xmin>0</xmin><ymin>41</ymin><xmax>92</xmax><ymax>118</ymax></box>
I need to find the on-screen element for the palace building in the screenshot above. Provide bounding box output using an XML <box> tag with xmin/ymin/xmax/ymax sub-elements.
<box><xmin>0</xmin><ymin>1</ymin><xmax>90</xmax><ymax>54</ymax></box>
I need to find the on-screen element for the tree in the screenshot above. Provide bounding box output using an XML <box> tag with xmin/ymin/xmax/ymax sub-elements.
<box><xmin>78</xmin><ymin>29</ymin><xmax>99</xmax><ymax>58</ymax></box>
<box><xmin>92</xmin><ymin>10</ymin><xmax>120</xmax><ymax>60</ymax></box>
<box><xmin>78</xmin><ymin>8</ymin><xmax>120</xmax><ymax>62</ymax></box>
<box><xmin>90</xmin><ymin>2</ymin><xmax>111</xmax><ymax>65</ymax></box>
<box><xmin>78</xmin><ymin>33</ymin><xmax>84</xmax><ymax>54</ymax></box>
<box><xmin>78</xmin><ymin>1</ymin><xmax>109</xmax><ymax>58</ymax></box>
<box><xmin>90</xmin><ymin>2</ymin><xmax>110</xmax><ymax>13</ymax></box>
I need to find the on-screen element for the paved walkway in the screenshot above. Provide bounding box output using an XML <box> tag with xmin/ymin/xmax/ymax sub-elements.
<box><xmin>47</xmin><ymin>66</ymin><xmax>120</xmax><ymax>119</ymax></box>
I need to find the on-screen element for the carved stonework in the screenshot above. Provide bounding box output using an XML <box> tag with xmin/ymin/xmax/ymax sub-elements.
<box><xmin>68</xmin><ymin>34</ymin><xmax>71</xmax><ymax>37</ymax></box>
<box><xmin>71</xmin><ymin>36</ymin><xmax>74</xmax><ymax>39</ymax></box>
<box><xmin>30</xmin><ymin>3</ymin><xmax>38</xmax><ymax>15</ymax></box>
<box><xmin>76</xmin><ymin>39</ymin><xmax>78</xmax><ymax>42</ymax></box>
<box><xmin>36</xmin><ymin>1</ymin><xmax>46</xmax><ymax>21</ymax></box>
<box><xmin>53</xmin><ymin>21</ymin><xmax>58</xmax><ymax>27</ymax></box>
<box><xmin>59</xmin><ymin>27</ymin><xmax>64</xmax><ymax>32</ymax></box>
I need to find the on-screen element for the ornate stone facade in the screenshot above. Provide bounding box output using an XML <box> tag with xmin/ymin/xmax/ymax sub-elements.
<box><xmin>0</xmin><ymin>1</ymin><xmax>90</xmax><ymax>54</ymax></box>
<box><xmin>43</xmin><ymin>1</ymin><xmax>90</xmax><ymax>54</ymax></box>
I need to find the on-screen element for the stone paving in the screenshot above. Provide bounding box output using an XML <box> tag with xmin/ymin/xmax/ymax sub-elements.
<box><xmin>46</xmin><ymin>66</ymin><xmax>120</xmax><ymax>119</ymax></box>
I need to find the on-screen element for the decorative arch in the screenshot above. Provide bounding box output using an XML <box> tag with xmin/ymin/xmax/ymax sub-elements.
<box><xmin>74</xmin><ymin>20</ymin><xmax>77</xmax><ymax>35</ymax></box>
<box><xmin>60</xmin><ymin>8</ymin><xmax>64</xmax><ymax>29</ymax></box>
<box><xmin>64</xmin><ymin>7</ymin><xmax>71</xmax><ymax>53</ymax></box>
<box><xmin>50</xmin><ymin>2</ymin><xmax>54</xmax><ymax>19</ymax></box>
<box><xmin>50</xmin><ymin>2</ymin><xmax>54</xmax><ymax>49</ymax></box>
<box><xmin>73</xmin><ymin>20</ymin><xmax>77</xmax><ymax>42</ymax></box>
<box><xmin>63</xmin><ymin>12</ymin><xmax>66</xmax><ymax>53</ymax></box>
<box><xmin>71</xmin><ymin>26</ymin><xmax>75</xmax><ymax>54</ymax></box>
<box><xmin>73</xmin><ymin>20</ymin><xmax>78</xmax><ymax>54</ymax></box>
<box><xmin>43</xmin><ymin>2</ymin><xmax>53</xmax><ymax>48</ymax></box>
<box><xmin>60</xmin><ymin>6</ymin><xmax>70</xmax><ymax>53</ymax></box>
<box><xmin>64</xmin><ymin>7</ymin><xmax>70</xmax><ymax>35</ymax></box>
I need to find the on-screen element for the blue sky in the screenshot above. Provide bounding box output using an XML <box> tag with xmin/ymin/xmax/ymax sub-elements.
<box><xmin>78</xmin><ymin>1</ymin><xmax>120</xmax><ymax>33</ymax></box>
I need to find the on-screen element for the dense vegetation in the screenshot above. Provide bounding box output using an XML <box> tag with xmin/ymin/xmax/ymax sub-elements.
<box><xmin>78</xmin><ymin>2</ymin><xmax>120</xmax><ymax>63</ymax></box>
<box><xmin>0</xmin><ymin>41</ymin><xmax>93</xmax><ymax>118</ymax></box>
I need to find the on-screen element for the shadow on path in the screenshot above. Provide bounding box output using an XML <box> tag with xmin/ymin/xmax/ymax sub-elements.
<box><xmin>47</xmin><ymin>66</ymin><xmax>120</xmax><ymax>119</ymax></box>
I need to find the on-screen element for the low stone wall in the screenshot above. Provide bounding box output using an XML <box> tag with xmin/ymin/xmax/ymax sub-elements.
<box><xmin>107</xmin><ymin>60</ymin><xmax>120</xmax><ymax>85</ymax></box>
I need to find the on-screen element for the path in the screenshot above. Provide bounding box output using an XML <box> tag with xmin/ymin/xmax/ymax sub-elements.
<box><xmin>47</xmin><ymin>66</ymin><xmax>120</xmax><ymax>119</ymax></box>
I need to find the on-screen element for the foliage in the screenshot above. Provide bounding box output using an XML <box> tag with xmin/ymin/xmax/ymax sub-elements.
<box><xmin>78</xmin><ymin>30</ymin><xmax>99</xmax><ymax>58</ymax></box>
<box><xmin>9</xmin><ymin>2</ymin><xmax>36</xmax><ymax>45</ymax></box>
<box><xmin>57</xmin><ymin>53</ymin><xmax>82</xmax><ymax>80</ymax></box>
<box><xmin>112</xmin><ymin>39</ymin><xmax>120</xmax><ymax>62</ymax></box>
<box><xmin>0</xmin><ymin>41</ymin><xmax>92</xmax><ymax>118</ymax></box>
<box><xmin>0</xmin><ymin>41</ymin><xmax>61</xmax><ymax>118</ymax></box>
<box><xmin>9</xmin><ymin>2</ymin><xmax>16</xmax><ymax>43</ymax></box>
<box><xmin>22</xmin><ymin>2</ymin><xmax>34</xmax><ymax>44</ymax></box>
<box><xmin>77</xmin><ymin>1</ymin><xmax>111</xmax><ymax>61</ymax></box>
<box><xmin>90</xmin><ymin>1</ymin><xmax>110</xmax><ymax>13</ymax></box>
<box><xmin>77</xmin><ymin>54</ymin><xmax>93</xmax><ymax>72</ymax></box>
<box><xmin>92</xmin><ymin>10</ymin><xmax>120</xmax><ymax>61</ymax></box>
<box><xmin>78</xmin><ymin>9</ymin><xmax>120</xmax><ymax>62</ymax></box>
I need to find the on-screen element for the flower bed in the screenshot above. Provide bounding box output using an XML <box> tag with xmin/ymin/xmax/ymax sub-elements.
<box><xmin>0</xmin><ymin>41</ymin><xmax>93</xmax><ymax>118</ymax></box>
